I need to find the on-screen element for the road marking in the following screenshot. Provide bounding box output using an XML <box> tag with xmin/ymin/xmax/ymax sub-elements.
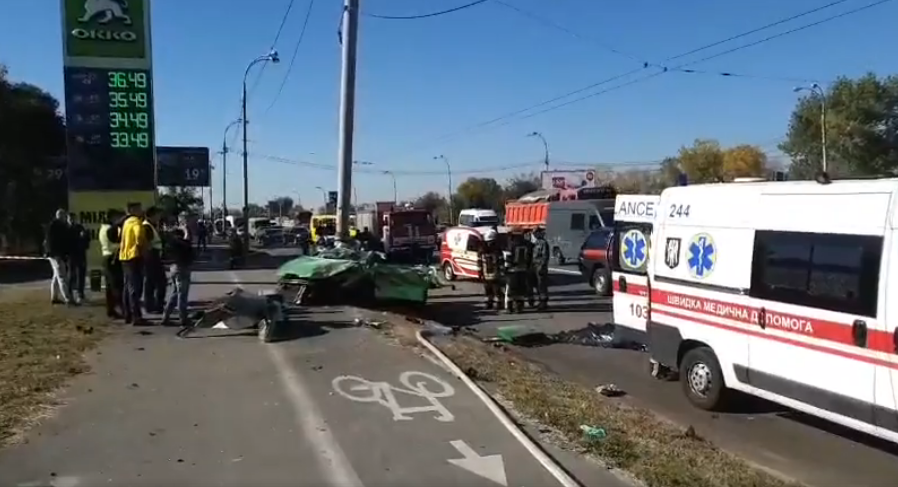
<box><xmin>447</xmin><ymin>440</ymin><xmax>508</xmax><ymax>486</ymax></box>
<box><xmin>332</xmin><ymin>371</ymin><xmax>456</xmax><ymax>422</ymax></box>
<box><xmin>227</xmin><ymin>271</ymin><xmax>365</xmax><ymax>487</ymax></box>
<box><xmin>549</xmin><ymin>267</ymin><xmax>581</xmax><ymax>276</ymax></box>
<box><xmin>16</xmin><ymin>476</ymin><xmax>80</xmax><ymax>487</ymax></box>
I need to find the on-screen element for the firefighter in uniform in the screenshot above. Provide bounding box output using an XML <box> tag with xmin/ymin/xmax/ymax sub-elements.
<box><xmin>99</xmin><ymin>209</ymin><xmax>124</xmax><ymax>318</ymax></box>
<box><xmin>504</xmin><ymin>230</ymin><xmax>532</xmax><ymax>313</ymax></box>
<box><xmin>531</xmin><ymin>227</ymin><xmax>551</xmax><ymax>310</ymax></box>
<box><xmin>142</xmin><ymin>206</ymin><xmax>166</xmax><ymax>313</ymax></box>
<box><xmin>478</xmin><ymin>229</ymin><xmax>504</xmax><ymax>310</ymax></box>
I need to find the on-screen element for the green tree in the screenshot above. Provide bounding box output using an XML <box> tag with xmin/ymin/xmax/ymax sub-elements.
<box><xmin>0</xmin><ymin>66</ymin><xmax>67</xmax><ymax>253</ymax></box>
<box><xmin>678</xmin><ymin>139</ymin><xmax>726</xmax><ymax>183</ymax></box>
<box><xmin>455</xmin><ymin>177</ymin><xmax>504</xmax><ymax>210</ymax></box>
<box><xmin>722</xmin><ymin>144</ymin><xmax>768</xmax><ymax>179</ymax></box>
<box><xmin>503</xmin><ymin>172</ymin><xmax>541</xmax><ymax>200</ymax></box>
<box><xmin>158</xmin><ymin>187</ymin><xmax>203</xmax><ymax>219</ymax></box>
<box><xmin>780</xmin><ymin>73</ymin><xmax>898</xmax><ymax>179</ymax></box>
<box><xmin>658</xmin><ymin>156</ymin><xmax>682</xmax><ymax>187</ymax></box>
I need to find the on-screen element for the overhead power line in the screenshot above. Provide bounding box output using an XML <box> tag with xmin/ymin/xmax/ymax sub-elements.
<box><xmin>248</xmin><ymin>0</ymin><xmax>297</xmax><ymax>97</ymax></box>
<box><xmin>493</xmin><ymin>0</ymin><xmax>823</xmax><ymax>84</ymax></box>
<box><xmin>362</xmin><ymin>0</ymin><xmax>489</xmax><ymax>20</ymax></box>
<box><xmin>401</xmin><ymin>0</ymin><xmax>868</xmax><ymax>153</ymax></box>
<box><xmin>264</xmin><ymin>0</ymin><xmax>317</xmax><ymax>114</ymax></box>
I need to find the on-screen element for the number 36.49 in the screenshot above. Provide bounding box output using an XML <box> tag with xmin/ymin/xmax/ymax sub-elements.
<box><xmin>669</xmin><ymin>204</ymin><xmax>691</xmax><ymax>218</ymax></box>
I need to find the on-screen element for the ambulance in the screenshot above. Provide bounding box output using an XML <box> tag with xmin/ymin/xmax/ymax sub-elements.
<box><xmin>610</xmin><ymin>194</ymin><xmax>660</xmax><ymax>344</ymax></box>
<box><xmin>647</xmin><ymin>176</ymin><xmax>898</xmax><ymax>444</ymax></box>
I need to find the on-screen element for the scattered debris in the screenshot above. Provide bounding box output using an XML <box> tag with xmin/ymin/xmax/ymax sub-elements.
<box><xmin>579</xmin><ymin>424</ymin><xmax>607</xmax><ymax>440</ymax></box>
<box><xmin>596</xmin><ymin>383</ymin><xmax>625</xmax><ymax>397</ymax></box>
<box><xmin>482</xmin><ymin>323</ymin><xmax>646</xmax><ymax>350</ymax></box>
<box><xmin>177</xmin><ymin>289</ymin><xmax>287</xmax><ymax>342</ymax></box>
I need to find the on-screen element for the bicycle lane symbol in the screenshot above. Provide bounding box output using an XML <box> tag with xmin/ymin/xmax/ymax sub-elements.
<box><xmin>332</xmin><ymin>371</ymin><xmax>456</xmax><ymax>422</ymax></box>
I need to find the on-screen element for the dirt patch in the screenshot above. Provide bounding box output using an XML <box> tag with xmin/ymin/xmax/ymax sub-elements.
<box><xmin>0</xmin><ymin>289</ymin><xmax>113</xmax><ymax>445</ymax></box>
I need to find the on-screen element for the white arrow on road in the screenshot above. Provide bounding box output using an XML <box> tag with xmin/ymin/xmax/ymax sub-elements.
<box><xmin>447</xmin><ymin>439</ymin><xmax>508</xmax><ymax>486</ymax></box>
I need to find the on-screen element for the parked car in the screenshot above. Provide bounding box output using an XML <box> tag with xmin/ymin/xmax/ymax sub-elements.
<box><xmin>578</xmin><ymin>228</ymin><xmax>613</xmax><ymax>296</ymax></box>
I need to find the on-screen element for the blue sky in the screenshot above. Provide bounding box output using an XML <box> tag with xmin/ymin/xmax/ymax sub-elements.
<box><xmin>2</xmin><ymin>0</ymin><xmax>896</xmax><ymax>208</ymax></box>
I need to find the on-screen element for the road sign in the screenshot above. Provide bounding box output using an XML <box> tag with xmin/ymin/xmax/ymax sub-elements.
<box><xmin>156</xmin><ymin>146</ymin><xmax>211</xmax><ymax>187</ymax></box>
<box><xmin>64</xmin><ymin>66</ymin><xmax>156</xmax><ymax>190</ymax></box>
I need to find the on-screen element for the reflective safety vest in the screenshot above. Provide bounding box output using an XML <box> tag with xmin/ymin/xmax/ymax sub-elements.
<box><xmin>98</xmin><ymin>223</ymin><xmax>120</xmax><ymax>257</ymax></box>
<box><xmin>349</xmin><ymin>227</ymin><xmax>358</xmax><ymax>238</ymax></box>
<box><xmin>143</xmin><ymin>221</ymin><xmax>163</xmax><ymax>251</ymax></box>
<box><xmin>119</xmin><ymin>216</ymin><xmax>144</xmax><ymax>261</ymax></box>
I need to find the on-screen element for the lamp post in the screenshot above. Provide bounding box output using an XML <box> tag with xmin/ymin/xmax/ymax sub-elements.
<box><xmin>434</xmin><ymin>155</ymin><xmax>452</xmax><ymax>225</ymax></box>
<box><xmin>315</xmin><ymin>186</ymin><xmax>327</xmax><ymax>209</ymax></box>
<box><xmin>793</xmin><ymin>83</ymin><xmax>827</xmax><ymax>173</ymax></box>
<box><xmin>383</xmin><ymin>170</ymin><xmax>397</xmax><ymax>204</ymax></box>
<box><xmin>220</xmin><ymin>119</ymin><xmax>241</xmax><ymax>219</ymax></box>
<box><xmin>527</xmin><ymin>131</ymin><xmax>550</xmax><ymax>172</ymax></box>
<box><xmin>241</xmin><ymin>49</ymin><xmax>280</xmax><ymax>249</ymax></box>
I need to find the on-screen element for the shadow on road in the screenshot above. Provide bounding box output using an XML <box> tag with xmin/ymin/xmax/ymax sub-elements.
<box><xmin>0</xmin><ymin>259</ymin><xmax>51</xmax><ymax>285</ymax></box>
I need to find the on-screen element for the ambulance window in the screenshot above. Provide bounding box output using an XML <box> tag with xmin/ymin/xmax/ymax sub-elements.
<box><xmin>750</xmin><ymin>231</ymin><xmax>881</xmax><ymax>317</ymax></box>
<box><xmin>466</xmin><ymin>236</ymin><xmax>480</xmax><ymax>252</ymax></box>
<box><xmin>458</xmin><ymin>215</ymin><xmax>472</xmax><ymax>226</ymax></box>
<box><xmin>570</xmin><ymin>214</ymin><xmax>586</xmax><ymax>230</ymax></box>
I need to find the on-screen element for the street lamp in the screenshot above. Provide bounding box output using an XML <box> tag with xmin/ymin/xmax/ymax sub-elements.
<box><xmin>315</xmin><ymin>186</ymin><xmax>327</xmax><ymax>208</ymax></box>
<box><xmin>383</xmin><ymin>170</ymin><xmax>397</xmax><ymax>203</ymax></box>
<box><xmin>527</xmin><ymin>131</ymin><xmax>550</xmax><ymax>172</ymax></box>
<box><xmin>433</xmin><ymin>155</ymin><xmax>452</xmax><ymax>225</ymax></box>
<box><xmin>241</xmin><ymin>49</ymin><xmax>280</xmax><ymax>249</ymax></box>
<box><xmin>221</xmin><ymin>119</ymin><xmax>241</xmax><ymax>219</ymax></box>
<box><xmin>793</xmin><ymin>83</ymin><xmax>827</xmax><ymax>173</ymax></box>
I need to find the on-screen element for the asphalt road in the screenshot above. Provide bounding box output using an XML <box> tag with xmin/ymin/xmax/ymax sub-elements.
<box><xmin>0</xmin><ymin>249</ymin><xmax>628</xmax><ymax>487</ymax></box>
<box><xmin>421</xmin><ymin>264</ymin><xmax>898</xmax><ymax>487</ymax></box>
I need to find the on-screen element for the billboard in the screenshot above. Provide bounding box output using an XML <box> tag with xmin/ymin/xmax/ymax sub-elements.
<box><xmin>156</xmin><ymin>146</ymin><xmax>211</xmax><ymax>187</ymax></box>
<box><xmin>63</xmin><ymin>0</ymin><xmax>150</xmax><ymax>59</ymax></box>
<box><xmin>541</xmin><ymin>170</ymin><xmax>598</xmax><ymax>191</ymax></box>
<box><xmin>69</xmin><ymin>190</ymin><xmax>156</xmax><ymax>269</ymax></box>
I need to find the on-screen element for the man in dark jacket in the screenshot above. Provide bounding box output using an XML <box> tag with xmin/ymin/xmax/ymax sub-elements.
<box><xmin>45</xmin><ymin>209</ymin><xmax>73</xmax><ymax>305</ymax></box>
<box><xmin>142</xmin><ymin>206</ymin><xmax>166</xmax><ymax>313</ymax></box>
<box><xmin>478</xmin><ymin>229</ymin><xmax>504</xmax><ymax>310</ymax></box>
<box><xmin>67</xmin><ymin>213</ymin><xmax>90</xmax><ymax>303</ymax></box>
<box><xmin>100</xmin><ymin>209</ymin><xmax>125</xmax><ymax>318</ymax></box>
<box><xmin>531</xmin><ymin>227</ymin><xmax>551</xmax><ymax>310</ymax></box>
<box><xmin>504</xmin><ymin>231</ymin><xmax>532</xmax><ymax>314</ymax></box>
<box><xmin>161</xmin><ymin>228</ymin><xmax>194</xmax><ymax>326</ymax></box>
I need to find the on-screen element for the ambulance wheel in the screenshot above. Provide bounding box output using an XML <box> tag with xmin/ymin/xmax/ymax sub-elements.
<box><xmin>591</xmin><ymin>268</ymin><xmax>611</xmax><ymax>296</ymax></box>
<box><xmin>442</xmin><ymin>262</ymin><xmax>456</xmax><ymax>281</ymax></box>
<box><xmin>553</xmin><ymin>247</ymin><xmax>565</xmax><ymax>265</ymax></box>
<box><xmin>680</xmin><ymin>346</ymin><xmax>727</xmax><ymax>411</ymax></box>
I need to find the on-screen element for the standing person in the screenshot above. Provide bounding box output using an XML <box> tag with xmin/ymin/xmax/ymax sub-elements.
<box><xmin>99</xmin><ymin>209</ymin><xmax>124</xmax><ymax>319</ymax></box>
<box><xmin>478</xmin><ymin>229</ymin><xmax>504</xmax><ymax>310</ymax></box>
<box><xmin>45</xmin><ymin>209</ymin><xmax>72</xmax><ymax>305</ymax></box>
<box><xmin>504</xmin><ymin>231</ymin><xmax>532</xmax><ymax>314</ymax></box>
<box><xmin>119</xmin><ymin>202</ymin><xmax>148</xmax><ymax>325</ymax></box>
<box><xmin>141</xmin><ymin>207</ymin><xmax>166</xmax><ymax>313</ymax></box>
<box><xmin>196</xmin><ymin>218</ymin><xmax>208</xmax><ymax>252</ymax></box>
<box><xmin>531</xmin><ymin>227</ymin><xmax>551</xmax><ymax>310</ymax></box>
<box><xmin>161</xmin><ymin>228</ymin><xmax>194</xmax><ymax>327</ymax></box>
<box><xmin>67</xmin><ymin>213</ymin><xmax>90</xmax><ymax>303</ymax></box>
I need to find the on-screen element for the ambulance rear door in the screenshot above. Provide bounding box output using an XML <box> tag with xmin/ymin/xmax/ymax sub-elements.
<box><xmin>611</xmin><ymin>195</ymin><xmax>660</xmax><ymax>342</ymax></box>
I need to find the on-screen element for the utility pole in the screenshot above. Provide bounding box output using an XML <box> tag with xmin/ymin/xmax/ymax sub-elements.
<box><xmin>336</xmin><ymin>0</ymin><xmax>359</xmax><ymax>240</ymax></box>
<box><xmin>220</xmin><ymin>141</ymin><xmax>228</xmax><ymax>218</ymax></box>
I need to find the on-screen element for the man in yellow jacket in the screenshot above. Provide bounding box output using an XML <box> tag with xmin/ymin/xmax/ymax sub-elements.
<box><xmin>119</xmin><ymin>202</ymin><xmax>148</xmax><ymax>325</ymax></box>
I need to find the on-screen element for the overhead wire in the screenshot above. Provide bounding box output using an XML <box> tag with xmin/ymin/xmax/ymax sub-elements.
<box><xmin>361</xmin><ymin>0</ymin><xmax>489</xmax><ymax>20</ymax></box>
<box><xmin>493</xmin><ymin>0</ymin><xmax>823</xmax><ymax>84</ymax></box>
<box><xmin>248</xmin><ymin>0</ymin><xmax>297</xmax><ymax>97</ymax></box>
<box><xmin>398</xmin><ymin>0</ymin><xmax>865</xmax><ymax>154</ymax></box>
<box><xmin>264</xmin><ymin>0</ymin><xmax>317</xmax><ymax>114</ymax></box>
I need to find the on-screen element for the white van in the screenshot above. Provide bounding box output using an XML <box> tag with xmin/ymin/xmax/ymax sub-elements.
<box><xmin>647</xmin><ymin>177</ymin><xmax>898</xmax><ymax>444</ymax></box>
<box><xmin>610</xmin><ymin>195</ymin><xmax>660</xmax><ymax>343</ymax></box>
<box><xmin>458</xmin><ymin>209</ymin><xmax>500</xmax><ymax>227</ymax></box>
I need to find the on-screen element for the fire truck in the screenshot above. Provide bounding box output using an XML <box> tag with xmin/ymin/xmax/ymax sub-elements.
<box><xmin>355</xmin><ymin>202</ymin><xmax>437</xmax><ymax>263</ymax></box>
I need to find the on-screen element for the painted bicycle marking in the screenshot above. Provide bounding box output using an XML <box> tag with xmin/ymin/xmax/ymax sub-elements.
<box><xmin>332</xmin><ymin>371</ymin><xmax>456</xmax><ymax>422</ymax></box>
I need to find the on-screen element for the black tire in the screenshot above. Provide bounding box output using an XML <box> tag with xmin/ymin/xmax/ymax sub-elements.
<box><xmin>679</xmin><ymin>346</ymin><xmax>727</xmax><ymax>411</ymax></box>
<box><xmin>591</xmin><ymin>267</ymin><xmax>611</xmax><ymax>296</ymax></box>
<box><xmin>553</xmin><ymin>247</ymin><xmax>565</xmax><ymax>266</ymax></box>
<box><xmin>443</xmin><ymin>262</ymin><xmax>456</xmax><ymax>281</ymax></box>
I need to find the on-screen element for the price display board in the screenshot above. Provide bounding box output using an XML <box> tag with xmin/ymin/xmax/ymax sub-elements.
<box><xmin>156</xmin><ymin>146</ymin><xmax>211</xmax><ymax>187</ymax></box>
<box><xmin>64</xmin><ymin>67</ymin><xmax>156</xmax><ymax>191</ymax></box>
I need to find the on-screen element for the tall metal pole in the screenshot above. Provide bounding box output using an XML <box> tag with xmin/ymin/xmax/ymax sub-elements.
<box><xmin>528</xmin><ymin>131</ymin><xmax>549</xmax><ymax>171</ymax></box>
<box><xmin>241</xmin><ymin>80</ymin><xmax>250</xmax><ymax>250</ymax></box>
<box><xmin>221</xmin><ymin>119</ymin><xmax>240</xmax><ymax>220</ymax></box>
<box><xmin>816</xmin><ymin>84</ymin><xmax>828</xmax><ymax>174</ymax></box>
<box><xmin>336</xmin><ymin>0</ymin><xmax>359</xmax><ymax>240</ymax></box>
<box><xmin>384</xmin><ymin>171</ymin><xmax>397</xmax><ymax>203</ymax></box>
<box><xmin>434</xmin><ymin>155</ymin><xmax>452</xmax><ymax>225</ymax></box>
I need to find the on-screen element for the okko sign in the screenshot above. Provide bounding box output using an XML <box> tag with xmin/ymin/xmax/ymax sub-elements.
<box><xmin>61</xmin><ymin>0</ymin><xmax>157</xmax><ymax>192</ymax></box>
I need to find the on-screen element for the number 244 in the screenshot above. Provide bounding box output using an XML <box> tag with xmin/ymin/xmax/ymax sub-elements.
<box><xmin>669</xmin><ymin>204</ymin><xmax>691</xmax><ymax>218</ymax></box>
